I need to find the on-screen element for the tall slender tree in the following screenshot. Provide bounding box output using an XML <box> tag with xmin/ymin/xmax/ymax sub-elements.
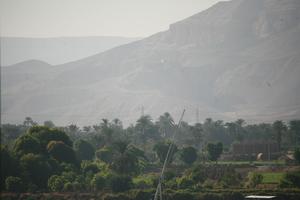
<box><xmin>157</xmin><ymin>112</ymin><xmax>174</xmax><ymax>138</ymax></box>
<box><xmin>272</xmin><ymin>120</ymin><xmax>287</xmax><ymax>150</ymax></box>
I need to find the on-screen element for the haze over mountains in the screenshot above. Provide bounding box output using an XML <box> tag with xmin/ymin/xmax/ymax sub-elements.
<box><xmin>2</xmin><ymin>0</ymin><xmax>300</xmax><ymax>126</ymax></box>
<box><xmin>1</xmin><ymin>36</ymin><xmax>141</xmax><ymax>65</ymax></box>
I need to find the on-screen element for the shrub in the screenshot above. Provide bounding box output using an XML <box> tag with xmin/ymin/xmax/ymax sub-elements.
<box><xmin>202</xmin><ymin>179</ymin><xmax>216</xmax><ymax>189</ymax></box>
<box><xmin>13</xmin><ymin>135</ymin><xmax>41</xmax><ymax>156</ymax></box>
<box><xmin>102</xmin><ymin>193</ymin><xmax>130</xmax><ymax>200</ymax></box>
<box><xmin>171</xmin><ymin>191</ymin><xmax>195</xmax><ymax>200</ymax></box>
<box><xmin>223</xmin><ymin>192</ymin><xmax>244</xmax><ymax>200</ymax></box>
<box><xmin>5</xmin><ymin>176</ymin><xmax>24</xmax><ymax>192</ymax></box>
<box><xmin>132</xmin><ymin>190</ymin><xmax>153</xmax><ymax>200</ymax></box>
<box><xmin>72</xmin><ymin>181</ymin><xmax>83</xmax><ymax>191</ymax></box>
<box><xmin>81</xmin><ymin>160</ymin><xmax>100</xmax><ymax>174</ymax></box>
<box><xmin>294</xmin><ymin>148</ymin><xmax>300</xmax><ymax>164</ymax></box>
<box><xmin>164</xmin><ymin>170</ymin><xmax>176</xmax><ymax>181</ymax></box>
<box><xmin>109</xmin><ymin>175</ymin><xmax>132</xmax><ymax>193</ymax></box>
<box><xmin>177</xmin><ymin>176</ymin><xmax>194</xmax><ymax>189</ymax></box>
<box><xmin>74</xmin><ymin>139</ymin><xmax>95</xmax><ymax>161</ymax></box>
<box><xmin>63</xmin><ymin>182</ymin><xmax>73</xmax><ymax>192</ymax></box>
<box><xmin>180</xmin><ymin>146</ymin><xmax>198</xmax><ymax>165</ymax></box>
<box><xmin>198</xmin><ymin>193</ymin><xmax>222</xmax><ymax>200</ymax></box>
<box><xmin>91</xmin><ymin>173</ymin><xmax>106</xmax><ymax>191</ymax></box>
<box><xmin>20</xmin><ymin>153</ymin><xmax>52</xmax><ymax>189</ymax></box>
<box><xmin>95</xmin><ymin>147</ymin><xmax>114</xmax><ymax>164</ymax></box>
<box><xmin>47</xmin><ymin>175</ymin><xmax>65</xmax><ymax>192</ymax></box>
<box><xmin>280</xmin><ymin>171</ymin><xmax>300</xmax><ymax>188</ymax></box>
<box><xmin>246</xmin><ymin>173</ymin><xmax>263</xmax><ymax>188</ymax></box>
<box><xmin>189</xmin><ymin>165</ymin><xmax>206</xmax><ymax>183</ymax></box>
<box><xmin>133</xmin><ymin>174</ymin><xmax>157</xmax><ymax>189</ymax></box>
<box><xmin>47</xmin><ymin>141</ymin><xmax>77</xmax><ymax>164</ymax></box>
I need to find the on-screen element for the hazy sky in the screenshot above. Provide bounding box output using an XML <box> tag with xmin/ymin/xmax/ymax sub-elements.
<box><xmin>0</xmin><ymin>0</ymin><xmax>221</xmax><ymax>38</ymax></box>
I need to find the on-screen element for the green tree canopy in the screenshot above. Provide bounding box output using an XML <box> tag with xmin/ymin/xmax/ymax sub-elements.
<box><xmin>206</xmin><ymin>142</ymin><xmax>223</xmax><ymax>163</ymax></box>
<box><xmin>272</xmin><ymin>120</ymin><xmax>287</xmax><ymax>150</ymax></box>
<box><xmin>47</xmin><ymin>141</ymin><xmax>77</xmax><ymax>164</ymax></box>
<box><xmin>28</xmin><ymin>126</ymin><xmax>72</xmax><ymax>148</ymax></box>
<box><xmin>74</xmin><ymin>139</ymin><xmax>95</xmax><ymax>161</ymax></box>
<box><xmin>109</xmin><ymin>175</ymin><xmax>132</xmax><ymax>192</ymax></box>
<box><xmin>294</xmin><ymin>147</ymin><xmax>300</xmax><ymax>164</ymax></box>
<box><xmin>47</xmin><ymin>175</ymin><xmax>65</xmax><ymax>192</ymax></box>
<box><xmin>96</xmin><ymin>146</ymin><xmax>114</xmax><ymax>164</ymax></box>
<box><xmin>110</xmin><ymin>140</ymin><xmax>140</xmax><ymax>174</ymax></box>
<box><xmin>5</xmin><ymin>176</ymin><xmax>25</xmax><ymax>192</ymax></box>
<box><xmin>20</xmin><ymin>153</ymin><xmax>52</xmax><ymax>188</ymax></box>
<box><xmin>180</xmin><ymin>146</ymin><xmax>198</xmax><ymax>165</ymax></box>
<box><xmin>1</xmin><ymin>146</ymin><xmax>19</xmax><ymax>190</ymax></box>
<box><xmin>13</xmin><ymin>135</ymin><xmax>41</xmax><ymax>156</ymax></box>
<box><xmin>153</xmin><ymin>140</ymin><xmax>178</xmax><ymax>164</ymax></box>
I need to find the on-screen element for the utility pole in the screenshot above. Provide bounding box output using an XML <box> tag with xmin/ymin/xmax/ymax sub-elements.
<box><xmin>196</xmin><ymin>107</ymin><xmax>199</xmax><ymax>124</ymax></box>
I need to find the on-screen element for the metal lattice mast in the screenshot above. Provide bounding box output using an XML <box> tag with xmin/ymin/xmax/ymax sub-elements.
<box><xmin>153</xmin><ymin>109</ymin><xmax>185</xmax><ymax>200</ymax></box>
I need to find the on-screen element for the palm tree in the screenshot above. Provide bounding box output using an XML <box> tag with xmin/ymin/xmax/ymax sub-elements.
<box><xmin>157</xmin><ymin>112</ymin><xmax>174</xmax><ymax>138</ymax></box>
<box><xmin>289</xmin><ymin>120</ymin><xmax>300</xmax><ymax>146</ymax></box>
<box><xmin>111</xmin><ymin>140</ymin><xmax>140</xmax><ymax>174</ymax></box>
<box><xmin>190</xmin><ymin>123</ymin><xmax>203</xmax><ymax>149</ymax></box>
<box><xmin>225</xmin><ymin>122</ymin><xmax>244</xmax><ymax>142</ymax></box>
<box><xmin>135</xmin><ymin>115</ymin><xmax>153</xmax><ymax>150</ymax></box>
<box><xmin>100</xmin><ymin>119</ymin><xmax>113</xmax><ymax>145</ymax></box>
<box><xmin>23</xmin><ymin>117</ymin><xmax>37</xmax><ymax>127</ymax></box>
<box><xmin>272</xmin><ymin>120</ymin><xmax>287</xmax><ymax>150</ymax></box>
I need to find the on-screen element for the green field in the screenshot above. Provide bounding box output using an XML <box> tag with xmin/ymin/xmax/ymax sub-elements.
<box><xmin>261</xmin><ymin>172</ymin><xmax>285</xmax><ymax>184</ymax></box>
<box><xmin>217</xmin><ymin>160</ymin><xmax>286</xmax><ymax>166</ymax></box>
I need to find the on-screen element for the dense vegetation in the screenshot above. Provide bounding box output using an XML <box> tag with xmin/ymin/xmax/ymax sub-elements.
<box><xmin>1</xmin><ymin>114</ymin><xmax>300</xmax><ymax>199</ymax></box>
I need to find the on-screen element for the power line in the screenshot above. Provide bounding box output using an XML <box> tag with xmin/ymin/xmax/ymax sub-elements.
<box><xmin>154</xmin><ymin>109</ymin><xmax>185</xmax><ymax>200</ymax></box>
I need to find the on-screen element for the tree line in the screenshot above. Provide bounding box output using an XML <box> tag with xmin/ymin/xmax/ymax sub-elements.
<box><xmin>1</xmin><ymin>113</ymin><xmax>300</xmax><ymax>194</ymax></box>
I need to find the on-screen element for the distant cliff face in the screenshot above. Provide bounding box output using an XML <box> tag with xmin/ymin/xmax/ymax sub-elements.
<box><xmin>2</xmin><ymin>0</ymin><xmax>300</xmax><ymax>125</ymax></box>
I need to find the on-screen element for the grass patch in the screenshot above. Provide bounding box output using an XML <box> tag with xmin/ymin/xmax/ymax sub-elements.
<box><xmin>261</xmin><ymin>172</ymin><xmax>285</xmax><ymax>184</ymax></box>
<box><xmin>217</xmin><ymin>160</ymin><xmax>285</xmax><ymax>166</ymax></box>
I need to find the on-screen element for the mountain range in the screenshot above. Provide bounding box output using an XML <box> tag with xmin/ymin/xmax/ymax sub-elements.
<box><xmin>2</xmin><ymin>0</ymin><xmax>300</xmax><ymax>126</ymax></box>
<box><xmin>1</xmin><ymin>36</ymin><xmax>140</xmax><ymax>65</ymax></box>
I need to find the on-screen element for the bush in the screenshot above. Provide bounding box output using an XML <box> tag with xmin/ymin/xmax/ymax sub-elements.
<box><xmin>91</xmin><ymin>173</ymin><xmax>106</xmax><ymax>191</ymax></box>
<box><xmin>223</xmin><ymin>192</ymin><xmax>244</xmax><ymax>200</ymax></box>
<box><xmin>1</xmin><ymin>146</ymin><xmax>20</xmax><ymax>191</ymax></box>
<box><xmin>189</xmin><ymin>165</ymin><xmax>206</xmax><ymax>183</ymax></box>
<box><xmin>133</xmin><ymin>174</ymin><xmax>157</xmax><ymax>189</ymax></box>
<box><xmin>132</xmin><ymin>190</ymin><xmax>153</xmax><ymax>200</ymax></box>
<box><xmin>81</xmin><ymin>160</ymin><xmax>100</xmax><ymax>174</ymax></box>
<box><xmin>95</xmin><ymin>147</ymin><xmax>114</xmax><ymax>164</ymax></box>
<box><xmin>177</xmin><ymin>176</ymin><xmax>194</xmax><ymax>189</ymax></box>
<box><xmin>246</xmin><ymin>173</ymin><xmax>263</xmax><ymax>188</ymax></box>
<box><xmin>171</xmin><ymin>191</ymin><xmax>195</xmax><ymax>200</ymax></box>
<box><xmin>63</xmin><ymin>182</ymin><xmax>73</xmax><ymax>192</ymax></box>
<box><xmin>72</xmin><ymin>181</ymin><xmax>84</xmax><ymax>191</ymax></box>
<box><xmin>280</xmin><ymin>171</ymin><xmax>300</xmax><ymax>188</ymax></box>
<box><xmin>164</xmin><ymin>170</ymin><xmax>176</xmax><ymax>181</ymax></box>
<box><xmin>5</xmin><ymin>176</ymin><xmax>24</xmax><ymax>192</ymax></box>
<box><xmin>102</xmin><ymin>193</ymin><xmax>130</xmax><ymax>200</ymax></box>
<box><xmin>180</xmin><ymin>146</ymin><xmax>198</xmax><ymax>165</ymax></box>
<box><xmin>13</xmin><ymin>135</ymin><xmax>41</xmax><ymax>156</ymax></box>
<box><xmin>47</xmin><ymin>175</ymin><xmax>65</xmax><ymax>192</ymax></box>
<box><xmin>294</xmin><ymin>148</ymin><xmax>300</xmax><ymax>164</ymax></box>
<box><xmin>74</xmin><ymin>139</ymin><xmax>95</xmax><ymax>161</ymax></box>
<box><xmin>202</xmin><ymin>179</ymin><xmax>216</xmax><ymax>189</ymax></box>
<box><xmin>109</xmin><ymin>175</ymin><xmax>132</xmax><ymax>193</ymax></box>
<box><xmin>198</xmin><ymin>193</ymin><xmax>222</xmax><ymax>200</ymax></box>
<box><xmin>20</xmin><ymin>153</ymin><xmax>52</xmax><ymax>189</ymax></box>
<box><xmin>47</xmin><ymin>141</ymin><xmax>78</xmax><ymax>164</ymax></box>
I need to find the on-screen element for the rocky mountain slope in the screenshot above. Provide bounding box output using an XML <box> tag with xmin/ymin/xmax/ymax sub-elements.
<box><xmin>2</xmin><ymin>0</ymin><xmax>300</xmax><ymax>125</ymax></box>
